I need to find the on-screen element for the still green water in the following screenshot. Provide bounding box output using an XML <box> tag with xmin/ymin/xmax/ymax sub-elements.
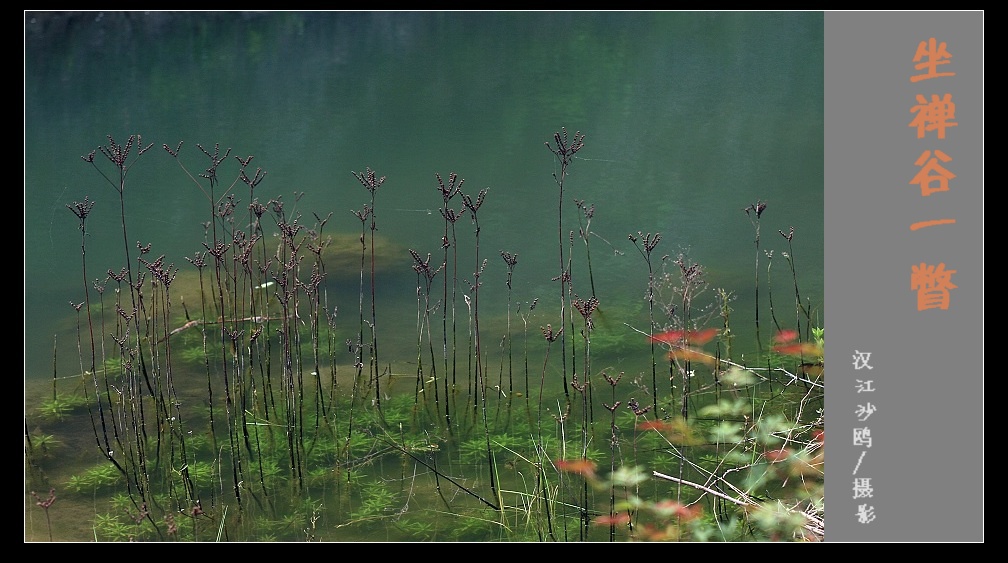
<box><xmin>25</xmin><ymin>11</ymin><xmax>824</xmax><ymax>542</ymax></box>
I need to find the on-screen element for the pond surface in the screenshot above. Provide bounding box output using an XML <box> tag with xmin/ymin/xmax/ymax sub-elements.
<box><xmin>25</xmin><ymin>11</ymin><xmax>824</xmax><ymax>542</ymax></box>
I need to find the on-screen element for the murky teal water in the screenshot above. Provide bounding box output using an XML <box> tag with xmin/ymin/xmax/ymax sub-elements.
<box><xmin>25</xmin><ymin>11</ymin><xmax>824</xmax><ymax>541</ymax></box>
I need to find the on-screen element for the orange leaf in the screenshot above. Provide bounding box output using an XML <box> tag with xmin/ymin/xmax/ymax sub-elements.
<box><xmin>650</xmin><ymin>327</ymin><xmax>719</xmax><ymax>346</ymax></box>
<box><xmin>555</xmin><ymin>458</ymin><xmax>597</xmax><ymax>478</ymax></box>
<box><xmin>800</xmin><ymin>362</ymin><xmax>824</xmax><ymax>377</ymax></box>
<box><xmin>668</xmin><ymin>347</ymin><xmax>717</xmax><ymax>366</ymax></box>
<box><xmin>772</xmin><ymin>341</ymin><xmax>823</xmax><ymax>357</ymax></box>
<box><xmin>638</xmin><ymin>524</ymin><xmax>674</xmax><ymax>541</ymax></box>
<box><xmin>638</xmin><ymin>417</ymin><xmax>703</xmax><ymax>446</ymax></box>
<box><xmin>637</xmin><ymin>419</ymin><xmax>671</xmax><ymax>432</ymax></box>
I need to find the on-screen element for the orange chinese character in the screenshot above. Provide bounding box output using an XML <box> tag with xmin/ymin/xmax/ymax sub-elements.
<box><xmin>909</xmin><ymin>93</ymin><xmax>957</xmax><ymax>139</ymax></box>
<box><xmin>910</xmin><ymin>262</ymin><xmax>957</xmax><ymax>311</ymax></box>
<box><xmin>911</xmin><ymin>37</ymin><xmax>955</xmax><ymax>83</ymax></box>
<box><xmin>910</xmin><ymin>149</ymin><xmax>955</xmax><ymax>196</ymax></box>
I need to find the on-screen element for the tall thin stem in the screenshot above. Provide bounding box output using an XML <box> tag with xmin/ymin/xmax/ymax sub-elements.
<box><xmin>744</xmin><ymin>200</ymin><xmax>767</xmax><ymax>354</ymax></box>
<box><xmin>630</xmin><ymin>231</ymin><xmax>661</xmax><ymax>417</ymax></box>
<box><xmin>545</xmin><ymin>127</ymin><xmax>585</xmax><ymax>405</ymax></box>
<box><xmin>353</xmin><ymin>168</ymin><xmax>386</xmax><ymax>411</ymax></box>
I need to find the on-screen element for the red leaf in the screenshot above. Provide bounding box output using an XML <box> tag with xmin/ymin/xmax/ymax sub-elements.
<box><xmin>764</xmin><ymin>448</ymin><xmax>792</xmax><ymax>463</ymax></box>
<box><xmin>650</xmin><ymin>327</ymin><xmax>719</xmax><ymax>346</ymax></box>
<box><xmin>652</xmin><ymin>500</ymin><xmax>703</xmax><ymax>521</ymax></box>
<box><xmin>650</xmin><ymin>329</ymin><xmax>686</xmax><ymax>344</ymax></box>
<box><xmin>773</xmin><ymin>329</ymin><xmax>799</xmax><ymax>344</ymax></box>
<box><xmin>593</xmin><ymin>513</ymin><xmax>631</xmax><ymax>526</ymax></box>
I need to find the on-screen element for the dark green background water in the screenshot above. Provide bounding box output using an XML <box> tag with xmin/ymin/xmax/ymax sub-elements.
<box><xmin>25</xmin><ymin>11</ymin><xmax>823</xmax><ymax>381</ymax></box>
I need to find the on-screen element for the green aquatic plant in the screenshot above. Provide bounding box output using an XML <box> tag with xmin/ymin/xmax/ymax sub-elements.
<box><xmin>66</xmin><ymin>462</ymin><xmax>125</xmax><ymax>494</ymax></box>
<box><xmin>26</xmin><ymin>431</ymin><xmax>62</xmax><ymax>457</ymax></box>
<box><xmin>92</xmin><ymin>512</ymin><xmax>138</xmax><ymax>542</ymax></box>
<box><xmin>349</xmin><ymin>480</ymin><xmax>399</xmax><ymax>523</ymax></box>
<box><xmin>36</xmin><ymin>393</ymin><xmax>89</xmax><ymax>422</ymax></box>
<box><xmin>395</xmin><ymin>518</ymin><xmax>437</xmax><ymax>541</ymax></box>
<box><xmin>444</xmin><ymin>507</ymin><xmax>503</xmax><ymax>541</ymax></box>
<box><xmin>174</xmin><ymin>339</ymin><xmax>221</xmax><ymax>364</ymax></box>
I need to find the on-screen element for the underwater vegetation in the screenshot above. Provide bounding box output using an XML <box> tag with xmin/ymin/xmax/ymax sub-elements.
<box><xmin>25</xmin><ymin>128</ymin><xmax>822</xmax><ymax>542</ymax></box>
